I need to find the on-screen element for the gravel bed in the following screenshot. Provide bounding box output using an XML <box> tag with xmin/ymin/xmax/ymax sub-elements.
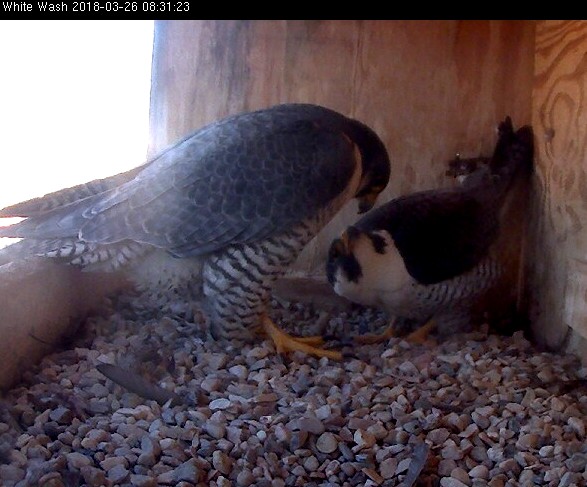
<box><xmin>1</xmin><ymin>285</ymin><xmax>587</xmax><ymax>487</ymax></box>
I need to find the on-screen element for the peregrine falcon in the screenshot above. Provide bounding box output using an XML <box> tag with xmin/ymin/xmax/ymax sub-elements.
<box><xmin>0</xmin><ymin>103</ymin><xmax>390</xmax><ymax>359</ymax></box>
<box><xmin>326</xmin><ymin>117</ymin><xmax>534</xmax><ymax>343</ymax></box>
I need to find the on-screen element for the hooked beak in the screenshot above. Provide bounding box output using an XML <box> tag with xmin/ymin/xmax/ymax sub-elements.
<box><xmin>357</xmin><ymin>191</ymin><xmax>379</xmax><ymax>214</ymax></box>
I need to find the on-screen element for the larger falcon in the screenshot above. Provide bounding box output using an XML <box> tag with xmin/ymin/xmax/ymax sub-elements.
<box><xmin>0</xmin><ymin>103</ymin><xmax>391</xmax><ymax>359</ymax></box>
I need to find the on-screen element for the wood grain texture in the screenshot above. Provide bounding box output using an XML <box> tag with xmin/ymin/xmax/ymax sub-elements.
<box><xmin>148</xmin><ymin>20</ymin><xmax>535</xmax><ymax>274</ymax></box>
<box><xmin>529</xmin><ymin>20</ymin><xmax>587</xmax><ymax>348</ymax></box>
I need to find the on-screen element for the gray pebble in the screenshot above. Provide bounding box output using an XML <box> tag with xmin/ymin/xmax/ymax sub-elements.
<box><xmin>442</xmin><ymin>440</ymin><xmax>464</xmax><ymax>460</ymax></box>
<box><xmin>203</xmin><ymin>353</ymin><xmax>229</xmax><ymax>370</ymax></box>
<box><xmin>65</xmin><ymin>452</ymin><xmax>93</xmax><ymax>469</ymax></box>
<box><xmin>324</xmin><ymin>459</ymin><xmax>341</xmax><ymax>476</ymax></box>
<box><xmin>49</xmin><ymin>407</ymin><xmax>73</xmax><ymax>425</ymax></box>
<box><xmin>353</xmin><ymin>429</ymin><xmax>376</xmax><ymax>450</ymax></box>
<box><xmin>338</xmin><ymin>442</ymin><xmax>355</xmax><ymax>461</ymax></box>
<box><xmin>515</xmin><ymin>433</ymin><xmax>540</xmax><ymax>450</ymax></box>
<box><xmin>106</xmin><ymin>464</ymin><xmax>129</xmax><ymax>483</ymax></box>
<box><xmin>201</xmin><ymin>376</ymin><xmax>223</xmax><ymax>392</ymax></box>
<box><xmin>316</xmin><ymin>432</ymin><xmax>338</xmax><ymax>454</ymax></box>
<box><xmin>488</xmin><ymin>474</ymin><xmax>507</xmax><ymax>487</ymax></box>
<box><xmin>4</xmin><ymin>288</ymin><xmax>587</xmax><ymax>487</ymax></box>
<box><xmin>37</xmin><ymin>472</ymin><xmax>65</xmax><ymax>487</ymax></box>
<box><xmin>137</xmin><ymin>451</ymin><xmax>156</xmax><ymax>466</ymax></box>
<box><xmin>303</xmin><ymin>455</ymin><xmax>319</xmax><ymax>472</ymax></box>
<box><xmin>156</xmin><ymin>470</ymin><xmax>176</xmax><ymax>484</ymax></box>
<box><xmin>0</xmin><ymin>465</ymin><xmax>25</xmax><ymax>482</ymax></box>
<box><xmin>212</xmin><ymin>450</ymin><xmax>233</xmax><ymax>475</ymax></box>
<box><xmin>100</xmin><ymin>455</ymin><xmax>128</xmax><ymax>471</ymax></box>
<box><xmin>396</xmin><ymin>458</ymin><xmax>411</xmax><ymax>474</ymax></box>
<box><xmin>559</xmin><ymin>471</ymin><xmax>581</xmax><ymax>487</ymax></box>
<box><xmin>141</xmin><ymin>436</ymin><xmax>161</xmax><ymax>456</ymax></box>
<box><xmin>80</xmin><ymin>466</ymin><xmax>107</xmax><ymax>487</ymax></box>
<box><xmin>289</xmin><ymin>430</ymin><xmax>308</xmax><ymax>450</ymax></box>
<box><xmin>130</xmin><ymin>474</ymin><xmax>158</xmax><ymax>487</ymax></box>
<box><xmin>228</xmin><ymin>364</ymin><xmax>248</xmax><ymax>379</ymax></box>
<box><xmin>204</xmin><ymin>421</ymin><xmax>226</xmax><ymax>440</ymax></box>
<box><xmin>348</xmin><ymin>417</ymin><xmax>376</xmax><ymax>430</ymax></box>
<box><xmin>438</xmin><ymin>459</ymin><xmax>458</xmax><ymax>477</ymax></box>
<box><xmin>440</xmin><ymin>477</ymin><xmax>469</xmax><ymax>487</ymax></box>
<box><xmin>568</xmin><ymin>417</ymin><xmax>586</xmax><ymax>437</ymax></box>
<box><xmin>566</xmin><ymin>452</ymin><xmax>587</xmax><ymax>472</ymax></box>
<box><xmin>450</xmin><ymin>467</ymin><xmax>470</xmax><ymax>485</ymax></box>
<box><xmin>468</xmin><ymin>465</ymin><xmax>489</xmax><ymax>479</ymax></box>
<box><xmin>209</xmin><ymin>398</ymin><xmax>232</xmax><ymax>411</ymax></box>
<box><xmin>236</xmin><ymin>468</ymin><xmax>255</xmax><ymax>486</ymax></box>
<box><xmin>427</xmin><ymin>427</ymin><xmax>451</xmax><ymax>445</ymax></box>
<box><xmin>297</xmin><ymin>417</ymin><xmax>325</xmax><ymax>435</ymax></box>
<box><xmin>174</xmin><ymin>458</ymin><xmax>202</xmax><ymax>483</ymax></box>
<box><xmin>518</xmin><ymin>469</ymin><xmax>536</xmax><ymax>484</ymax></box>
<box><xmin>340</xmin><ymin>462</ymin><xmax>356</xmax><ymax>476</ymax></box>
<box><xmin>380</xmin><ymin>457</ymin><xmax>397</xmax><ymax>479</ymax></box>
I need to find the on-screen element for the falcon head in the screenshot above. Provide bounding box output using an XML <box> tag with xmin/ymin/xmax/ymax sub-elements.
<box><xmin>326</xmin><ymin>225</ymin><xmax>411</xmax><ymax>309</ymax></box>
<box><xmin>355</xmin><ymin>176</ymin><xmax>389</xmax><ymax>214</ymax></box>
<box><xmin>349</xmin><ymin>121</ymin><xmax>391</xmax><ymax>213</ymax></box>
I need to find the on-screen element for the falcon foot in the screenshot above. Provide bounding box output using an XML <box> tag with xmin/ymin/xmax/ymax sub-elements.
<box><xmin>355</xmin><ymin>319</ymin><xmax>436</xmax><ymax>345</ymax></box>
<box><xmin>403</xmin><ymin>320</ymin><xmax>436</xmax><ymax>344</ymax></box>
<box><xmin>261</xmin><ymin>315</ymin><xmax>342</xmax><ymax>360</ymax></box>
<box><xmin>355</xmin><ymin>321</ymin><xmax>397</xmax><ymax>344</ymax></box>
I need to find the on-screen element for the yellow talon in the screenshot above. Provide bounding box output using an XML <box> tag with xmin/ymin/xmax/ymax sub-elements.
<box><xmin>261</xmin><ymin>315</ymin><xmax>342</xmax><ymax>360</ymax></box>
<box><xmin>356</xmin><ymin>319</ymin><xmax>397</xmax><ymax>344</ymax></box>
<box><xmin>356</xmin><ymin>318</ymin><xmax>436</xmax><ymax>345</ymax></box>
<box><xmin>403</xmin><ymin>319</ymin><xmax>436</xmax><ymax>344</ymax></box>
<box><xmin>292</xmin><ymin>336</ymin><xmax>325</xmax><ymax>346</ymax></box>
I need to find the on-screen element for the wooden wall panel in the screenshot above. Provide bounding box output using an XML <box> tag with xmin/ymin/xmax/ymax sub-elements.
<box><xmin>148</xmin><ymin>20</ymin><xmax>535</xmax><ymax>275</ymax></box>
<box><xmin>530</xmin><ymin>21</ymin><xmax>587</xmax><ymax>349</ymax></box>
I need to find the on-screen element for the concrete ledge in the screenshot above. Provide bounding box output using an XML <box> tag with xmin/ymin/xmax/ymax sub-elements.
<box><xmin>0</xmin><ymin>258</ymin><xmax>128</xmax><ymax>390</ymax></box>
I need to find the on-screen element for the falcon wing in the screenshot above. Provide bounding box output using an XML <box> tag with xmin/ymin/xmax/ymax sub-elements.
<box><xmin>355</xmin><ymin>189</ymin><xmax>498</xmax><ymax>285</ymax></box>
<box><xmin>0</xmin><ymin>104</ymin><xmax>359</xmax><ymax>257</ymax></box>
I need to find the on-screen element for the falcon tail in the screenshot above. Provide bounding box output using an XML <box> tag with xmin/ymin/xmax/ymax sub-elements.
<box><xmin>0</xmin><ymin>162</ymin><xmax>150</xmax><ymax>242</ymax></box>
<box><xmin>0</xmin><ymin>236</ymin><xmax>151</xmax><ymax>272</ymax></box>
<box><xmin>477</xmin><ymin>116</ymin><xmax>535</xmax><ymax>324</ymax></box>
<box><xmin>0</xmin><ymin>202</ymin><xmax>151</xmax><ymax>272</ymax></box>
<box><xmin>453</xmin><ymin>116</ymin><xmax>533</xmax><ymax>214</ymax></box>
<box><xmin>487</xmin><ymin>116</ymin><xmax>534</xmax><ymax>190</ymax></box>
<box><xmin>0</xmin><ymin>164</ymin><xmax>145</xmax><ymax>219</ymax></box>
<box><xmin>0</xmin><ymin>166</ymin><xmax>150</xmax><ymax>270</ymax></box>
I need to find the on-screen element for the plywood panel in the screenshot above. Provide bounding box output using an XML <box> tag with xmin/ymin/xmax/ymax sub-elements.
<box><xmin>530</xmin><ymin>20</ymin><xmax>587</xmax><ymax>348</ymax></box>
<box><xmin>148</xmin><ymin>20</ymin><xmax>535</xmax><ymax>275</ymax></box>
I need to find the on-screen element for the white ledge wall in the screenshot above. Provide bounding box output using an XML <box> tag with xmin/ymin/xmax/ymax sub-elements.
<box><xmin>0</xmin><ymin>258</ymin><xmax>127</xmax><ymax>390</ymax></box>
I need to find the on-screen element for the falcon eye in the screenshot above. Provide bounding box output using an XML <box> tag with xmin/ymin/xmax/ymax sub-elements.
<box><xmin>329</xmin><ymin>239</ymin><xmax>346</xmax><ymax>259</ymax></box>
<box><xmin>326</xmin><ymin>237</ymin><xmax>363</xmax><ymax>285</ymax></box>
<box><xmin>368</xmin><ymin>232</ymin><xmax>387</xmax><ymax>254</ymax></box>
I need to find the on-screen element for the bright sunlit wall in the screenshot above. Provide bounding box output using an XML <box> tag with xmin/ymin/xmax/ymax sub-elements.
<box><xmin>0</xmin><ymin>20</ymin><xmax>154</xmax><ymax>248</ymax></box>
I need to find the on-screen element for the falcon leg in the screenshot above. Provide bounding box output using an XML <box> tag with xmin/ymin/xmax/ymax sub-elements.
<box><xmin>261</xmin><ymin>315</ymin><xmax>342</xmax><ymax>360</ymax></box>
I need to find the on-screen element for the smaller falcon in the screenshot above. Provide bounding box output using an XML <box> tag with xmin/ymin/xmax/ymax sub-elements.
<box><xmin>326</xmin><ymin>117</ymin><xmax>534</xmax><ymax>343</ymax></box>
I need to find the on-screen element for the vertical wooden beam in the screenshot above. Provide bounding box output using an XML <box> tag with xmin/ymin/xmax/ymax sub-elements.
<box><xmin>530</xmin><ymin>20</ymin><xmax>587</xmax><ymax>350</ymax></box>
